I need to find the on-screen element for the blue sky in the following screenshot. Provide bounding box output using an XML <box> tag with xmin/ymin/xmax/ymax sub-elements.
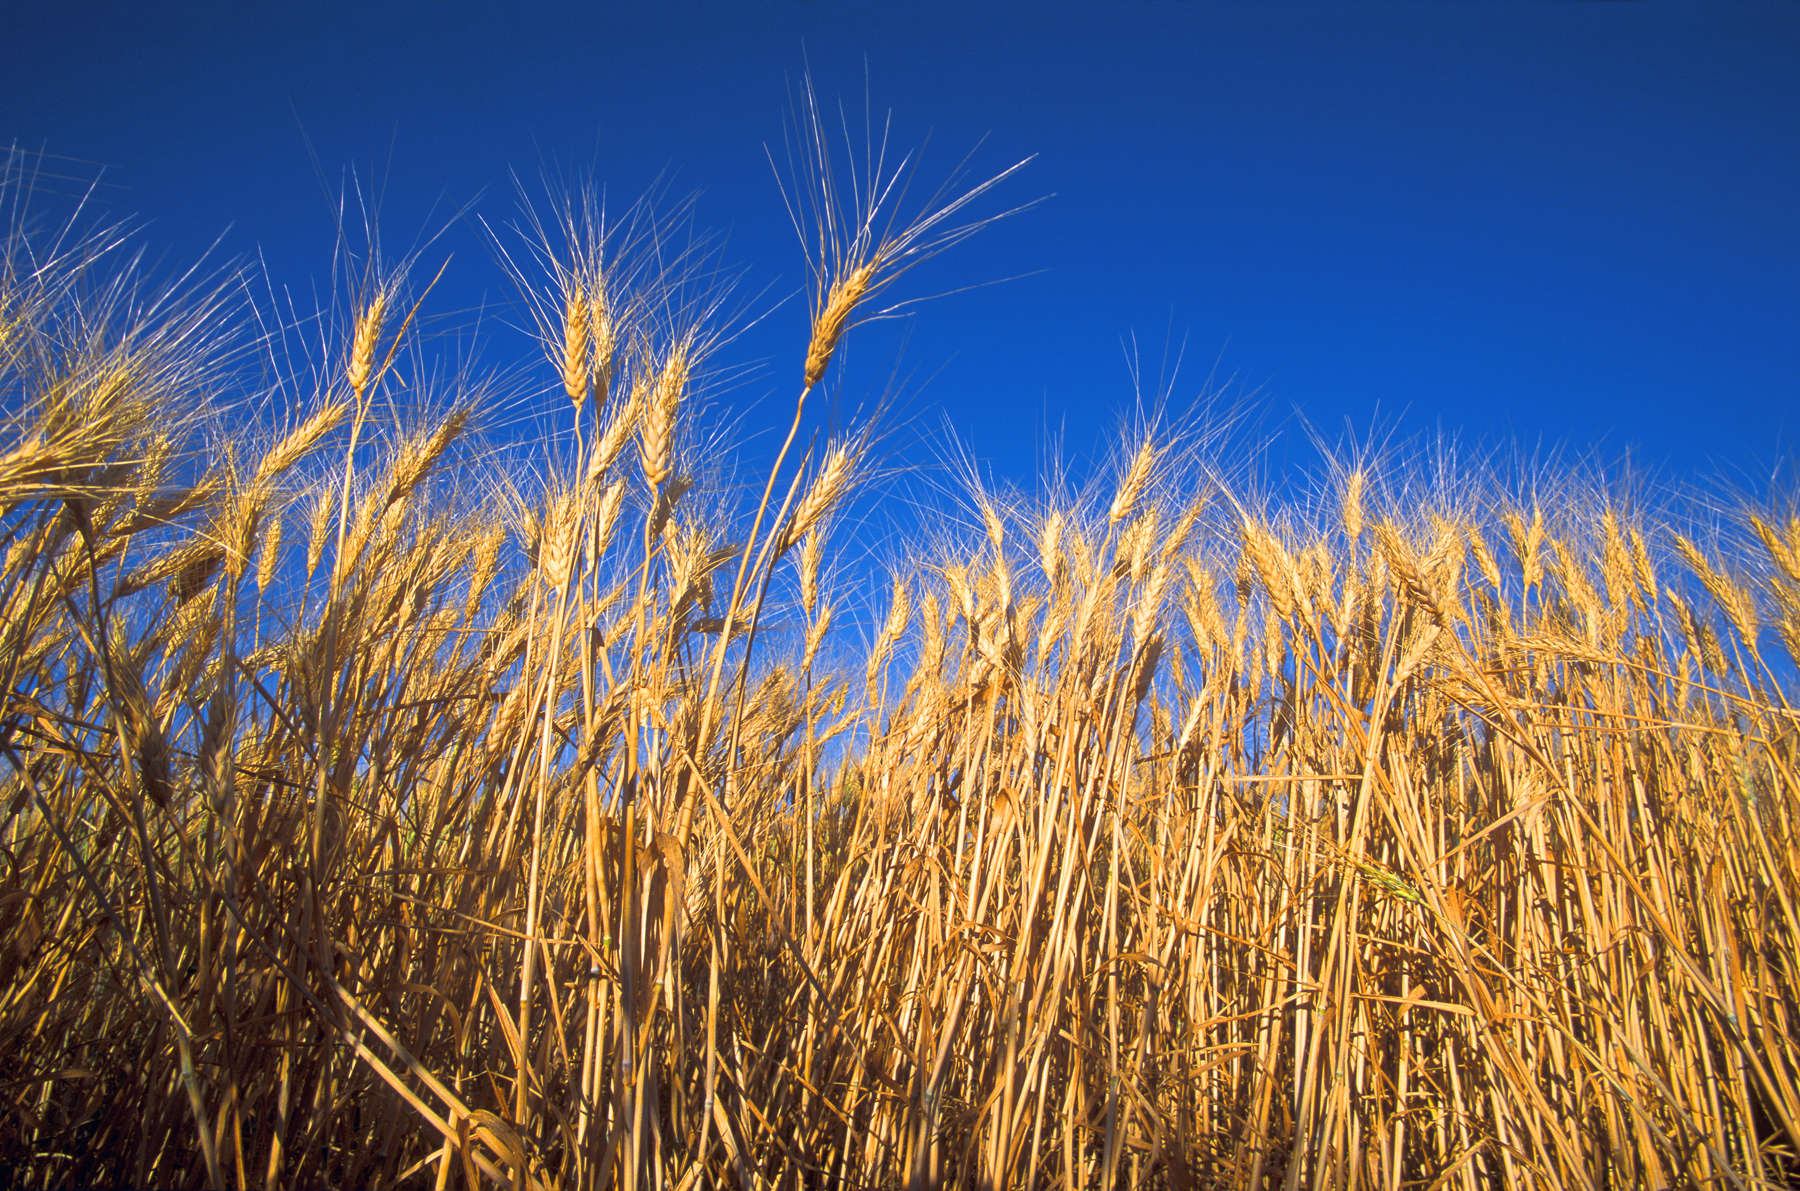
<box><xmin>5</xmin><ymin>1</ymin><xmax>1796</xmax><ymax>502</ymax></box>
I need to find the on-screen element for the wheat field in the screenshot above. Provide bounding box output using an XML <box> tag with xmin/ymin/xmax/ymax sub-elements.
<box><xmin>2</xmin><ymin>123</ymin><xmax>1799</xmax><ymax>1191</ymax></box>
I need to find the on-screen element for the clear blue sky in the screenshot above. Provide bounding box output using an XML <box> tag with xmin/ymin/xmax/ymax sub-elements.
<box><xmin>5</xmin><ymin>1</ymin><xmax>1796</xmax><ymax>499</ymax></box>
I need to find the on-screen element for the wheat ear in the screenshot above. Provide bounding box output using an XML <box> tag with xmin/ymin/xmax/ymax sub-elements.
<box><xmin>560</xmin><ymin>279</ymin><xmax>591</xmax><ymax>409</ymax></box>
<box><xmin>1109</xmin><ymin>438</ymin><xmax>1157</xmax><ymax>526</ymax></box>
<box><xmin>803</xmin><ymin>262</ymin><xmax>874</xmax><ymax>390</ymax></box>
<box><xmin>347</xmin><ymin>290</ymin><xmax>387</xmax><ymax>397</ymax></box>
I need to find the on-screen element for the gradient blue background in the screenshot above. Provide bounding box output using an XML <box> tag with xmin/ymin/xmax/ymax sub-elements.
<box><xmin>5</xmin><ymin>1</ymin><xmax>1796</xmax><ymax>500</ymax></box>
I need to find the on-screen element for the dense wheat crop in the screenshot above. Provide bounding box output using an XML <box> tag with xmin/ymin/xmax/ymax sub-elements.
<box><xmin>2</xmin><ymin>122</ymin><xmax>1799</xmax><ymax>1190</ymax></box>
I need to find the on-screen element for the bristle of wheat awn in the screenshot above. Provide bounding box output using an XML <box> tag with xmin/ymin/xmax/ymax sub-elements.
<box><xmin>1628</xmin><ymin>527</ymin><xmax>1659</xmax><ymax>604</ymax></box>
<box><xmin>1164</xmin><ymin>499</ymin><xmax>1203</xmax><ymax>561</ymax></box>
<box><xmin>347</xmin><ymin>289</ymin><xmax>387</xmax><ymax>396</ymax></box>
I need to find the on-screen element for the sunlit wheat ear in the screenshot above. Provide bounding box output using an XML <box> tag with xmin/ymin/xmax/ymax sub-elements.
<box><xmin>803</xmin><ymin>261</ymin><xmax>873</xmax><ymax>390</ymax></box>
<box><xmin>222</xmin><ymin>485</ymin><xmax>267</xmax><ymax>583</ymax></box>
<box><xmin>1547</xmin><ymin>539</ymin><xmax>1602</xmax><ymax>645</ymax></box>
<box><xmin>304</xmin><ymin>486</ymin><xmax>335</xmax><ymax>581</ymax></box>
<box><xmin>1505</xmin><ymin>506</ymin><xmax>1546</xmax><ymax>593</ymax></box>
<box><xmin>780</xmin><ymin>439</ymin><xmax>862</xmax><ymax>558</ymax></box>
<box><xmin>560</xmin><ymin>278</ymin><xmax>591</xmax><ymax>410</ymax></box>
<box><xmin>1468</xmin><ymin>524</ymin><xmax>1503</xmax><ymax>591</ymax></box>
<box><xmin>803</xmin><ymin>603</ymin><xmax>832</xmax><ymax>673</ymax></box>
<box><xmin>1293</xmin><ymin>540</ymin><xmax>1330</xmax><ymax>635</ymax></box>
<box><xmin>1109</xmin><ymin>438</ymin><xmax>1157</xmax><ymax>525</ymax></box>
<box><xmin>1031</xmin><ymin>588</ymin><xmax>1068</xmax><ymax>670</ymax></box>
<box><xmin>866</xmin><ymin>577</ymin><xmax>910</xmax><ymax>702</ymax></box>
<box><xmin>974</xmin><ymin>502</ymin><xmax>1004</xmax><ymax>566</ymax></box>
<box><xmin>639</xmin><ymin>340</ymin><xmax>689</xmax><ymax>489</ymax></box>
<box><xmin>1676</xmin><ymin>535</ymin><xmax>1760</xmax><ymax>649</ymax></box>
<box><xmin>1672</xmin><ymin>587</ymin><xmax>1732</xmax><ymax>676</ymax></box>
<box><xmin>1241</xmin><ymin>520</ymin><xmax>1297</xmax><ymax>619</ymax></box>
<box><xmin>108</xmin><ymin>650</ymin><xmax>171</xmax><ymax>809</ymax></box>
<box><xmin>250</xmin><ymin>505</ymin><xmax>283</xmax><ymax>596</ymax></box>
<box><xmin>1598</xmin><ymin>510</ymin><xmax>1641</xmax><ymax>617</ymax></box>
<box><xmin>347</xmin><ymin>288</ymin><xmax>388</xmax><ymax>397</ymax></box>
<box><xmin>539</xmin><ymin>490</ymin><xmax>580</xmax><ymax>589</ymax></box>
<box><xmin>1751</xmin><ymin>514</ymin><xmax>1800</xmax><ymax>586</ymax></box>
<box><xmin>943</xmin><ymin>564</ymin><xmax>975</xmax><ymax>635</ymax></box>
<box><xmin>1751</xmin><ymin>514</ymin><xmax>1800</xmax><ymax>665</ymax></box>
<box><xmin>249</xmin><ymin>408</ymin><xmax>344</xmax><ymax>495</ymax></box>
<box><xmin>1116</xmin><ymin>508</ymin><xmax>1157</xmax><ymax>582</ymax></box>
<box><xmin>1778</xmin><ymin>610</ymin><xmax>1800</xmax><ymax>670</ymax></box>
<box><xmin>783</xmin><ymin>77</ymin><xmax>1034</xmax><ymax>394</ymax></box>
<box><xmin>588</xmin><ymin>285</ymin><xmax>618</xmax><ymax>402</ymax></box>
<box><xmin>592</xmin><ymin>478</ymin><xmax>627</xmax><ymax>562</ymax></box>
<box><xmin>383</xmin><ymin>409</ymin><xmax>468</xmax><ymax>516</ymax></box>
<box><xmin>1183</xmin><ymin>559</ymin><xmax>1227</xmax><ymax>655</ymax></box>
<box><xmin>1162</xmin><ymin>497</ymin><xmax>1204</xmax><ymax>561</ymax></box>
<box><xmin>1422</xmin><ymin>515</ymin><xmax>1466</xmax><ymax>615</ymax></box>
<box><xmin>197</xmin><ymin>669</ymin><xmax>236</xmax><ymax>810</ymax></box>
<box><xmin>1627</xmin><ymin>527</ymin><xmax>1660</xmax><ymax>605</ymax></box>
<box><xmin>1037</xmin><ymin>508</ymin><xmax>1066</xmax><ymax>586</ymax></box>
<box><xmin>463</xmin><ymin>522</ymin><xmax>506</xmax><ymax>622</ymax></box>
<box><xmin>1259</xmin><ymin>602</ymin><xmax>1287</xmax><ymax>682</ymax></box>
<box><xmin>1065</xmin><ymin>524</ymin><xmax>1097</xmax><ymax>587</ymax></box>
<box><xmin>586</xmin><ymin>388</ymin><xmax>639</xmax><ymax>487</ymax></box>
<box><xmin>1233</xmin><ymin>545</ymin><xmax>1255</xmax><ymax>610</ymax></box>
<box><xmin>1340</xmin><ymin>468</ymin><xmax>1366</xmax><ymax>545</ymax></box>
<box><xmin>646</xmin><ymin>474</ymin><xmax>693</xmax><ymax>545</ymax></box>
<box><xmin>1132</xmin><ymin>560</ymin><xmax>1173</xmax><ymax>645</ymax></box>
<box><xmin>917</xmin><ymin>587</ymin><xmax>947</xmax><ymax>673</ymax></box>
<box><xmin>799</xmin><ymin>529</ymin><xmax>824</xmax><ymax>618</ymax></box>
<box><xmin>1379</xmin><ymin>519</ymin><xmax>1459</xmax><ymax>627</ymax></box>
